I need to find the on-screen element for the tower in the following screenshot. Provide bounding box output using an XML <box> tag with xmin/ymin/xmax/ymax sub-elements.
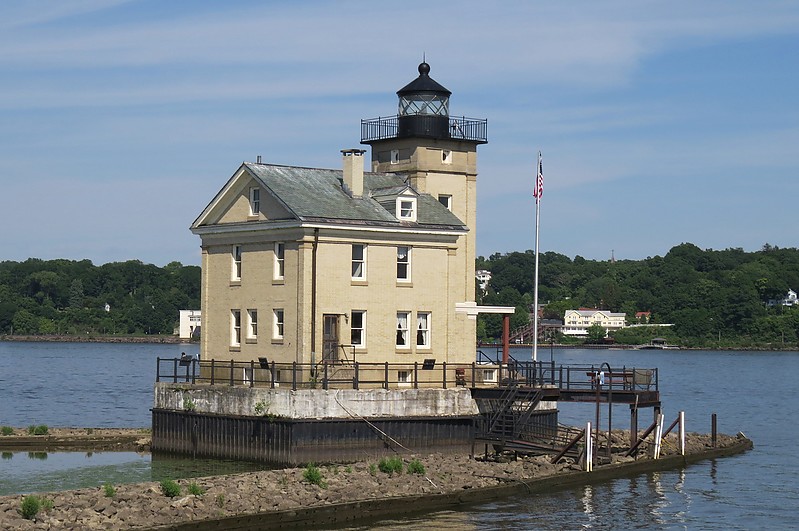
<box><xmin>361</xmin><ymin>61</ymin><xmax>487</xmax><ymax>304</ymax></box>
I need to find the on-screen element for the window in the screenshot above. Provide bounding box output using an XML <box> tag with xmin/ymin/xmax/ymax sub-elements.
<box><xmin>274</xmin><ymin>242</ymin><xmax>285</xmax><ymax>280</ymax></box>
<box><xmin>247</xmin><ymin>309</ymin><xmax>258</xmax><ymax>339</ymax></box>
<box><xmin>416</xmin><ymin>312</ymin><xmax>430</xmax><ymax>348</ymax></box>
<box><xmin>397</xmin><ymin>198</ymin><xmax>416</xmax><ymax>221</ymax></box>
<box><xmin>438</xmin><ymin>194</ymin><xmax>452</xmax><ymax>211</ymax></box>
<box><xmin>396</xmin><ymin>312</ymin><xmax>410</xmax><ymax>347</ymax></box>
<box><xmin>442</xmin><ymin>150</ymin><xmax>452</xmax><ymax>164</ymax></box>
<box><xmin>397</xmin><ymin>246</ymin><xmax>411</xmax><ymax>281</ymax></box>
<box><xmin>350</xmin><ymin>310</ymin><xmax>366</xmax><ymax>347</ymax></box>
<box><xmin>482</xmin><ymin>369</ymin><xmax>497</xmax><ymax>383</ymax></box>
<box><xmin>397</xmin><ymin>370</ymin><xmax>412</xmax><ymax>386</ymax></box>
<box><xmin>352</xmin><ymin>244</ymin><xmax>366</xmax><ymax>280</ymax></box>
<box><xmin>390</xmin><ymin>149</ymin><xmax>399</xmax><ymax>164</ymax></box>
<box><xmin>232</xmin><ymin>245</ymin><xmax>242</xmax><ymax>280</ymax></box>
<box><xmin>243</xmin><ymin>367</ymin><xmax>253</xmax><ymax>385</ymax></box>
<box><xmin>231</xmin><ymin>310</ymin><xmax>241</xmax><ymax>346</ymax></box>
<box><xmin>273</xmin><ymin>309</ymin><xmax>284</xmax><ymax>340</ymax></box>
<box><xmin>249</xmin><ymin>187</ymin><xmax>260</xmax><ymax>215</ymax></box>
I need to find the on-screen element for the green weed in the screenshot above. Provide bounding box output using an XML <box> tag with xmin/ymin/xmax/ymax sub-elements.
<box><xmin>1</xmin><ymin>426</ymin><xmax>13</xmax><ymax>436</ymax></box>
<box><xmin>20</xmin><ymin>495</ymin><xmax>40</xmax><ymax>520</ymax></box>
<box><xmin>406</xmin><ymin>459</ymin><xmax>426</xmax><ymax>475</ymax></box>
<box><xmin>160</xmin><ymin>479</ymin><xmax>181</xmax><ymax>497</ymax></box>
<box><xmin>302</xmin><ymin>463</ymin><xmax>327</xmax><ymax>488</ymax></box>
<box><xmin>103</xmin><ymin>484</ymin><xmax>116</xmax><ymax>497</ymax></box>
<box><xmin>378</xmin><ymin>456</ymin><xmax>403</xmax><ymax>475</ymax></box>
<box><xmin>187</xmin><ymin>482</ymin><xmax>204</xmax><ymax>496</ymax></box>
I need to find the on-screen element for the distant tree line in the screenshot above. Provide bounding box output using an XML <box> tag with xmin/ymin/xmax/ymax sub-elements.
<box><xmin>476</xmin><ymin>243</ymin><xmax>799</xmax><ymax>348</ymax></box>
<box><xmin>0</xmin><ymin>259</ymin><xmax>200</xmax><ymax>337</ymax></box>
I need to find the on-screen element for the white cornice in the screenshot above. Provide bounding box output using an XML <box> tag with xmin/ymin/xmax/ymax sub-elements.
<box><xmin>191</xmin><ymin>220</ymin><xmax>467</xmax><ymax>237</ymax></box>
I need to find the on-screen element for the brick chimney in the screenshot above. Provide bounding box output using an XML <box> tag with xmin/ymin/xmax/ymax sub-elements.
<box><xmin>341</xmin><ymin>148</ymin><xmax>366</xmax><ymax>198</ymax></box>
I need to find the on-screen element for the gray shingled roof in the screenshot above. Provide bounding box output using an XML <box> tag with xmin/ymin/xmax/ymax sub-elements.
<box><xmin>244</xmin><ymin>163</ymin><xmax>466</xmax><ymax>229</ymax></box>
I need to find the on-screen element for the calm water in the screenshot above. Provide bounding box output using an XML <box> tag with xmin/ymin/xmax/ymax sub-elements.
<box><xmin>1</xmin><ymin>342</ymin><xmax>797</xmax><ymax>529</ymax></box>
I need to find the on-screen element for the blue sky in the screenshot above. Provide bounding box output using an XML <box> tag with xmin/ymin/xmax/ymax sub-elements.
<box><xmin>1</xmin><ymin>1</ymin><xmax>797</xmax><ymax>266</ymax></box>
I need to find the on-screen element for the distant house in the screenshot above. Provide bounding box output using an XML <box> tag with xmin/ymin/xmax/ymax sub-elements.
<box><xmin>768</xmin><ymin>289</ymin><xmax>798</xmax><ymax>307</ymax></box>
<box><xmin>562</xmin><ymin>309</ymin><xmax>626</xmax><ymax>337</ymax></box>
<box><xmin>476</xmin><ymin>269</ymin><xmax>492</xmax><ymax>292</ymax></box>
<box><xmin>635</xmin><ymin>311</ymin><xmax>651</xmax><ymax>323</ymax></box>
<box><xmin>178</xmin><ymin>310</ymin><xmax>201</xmax><ymax>340</ymax></box>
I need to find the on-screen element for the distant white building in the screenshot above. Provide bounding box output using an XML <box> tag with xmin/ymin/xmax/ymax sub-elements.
<box><xmin>562</xmin><ymin>309</ymin><xmax>626</xmax><ymax>337</ymax></box>
<box><xmin>768</xmin><ymin>289</ymin><xmax>798</xmax><ymax>307</ymax></box>
<box><xmin>476</xmin><ymin>269</ymin><xmax>492</xmax><ymax>292</ymax></box>
<box><xmin>178</xmin><ymin>310</ymin><xmax>201</xmax><ymax>340</ymax></box>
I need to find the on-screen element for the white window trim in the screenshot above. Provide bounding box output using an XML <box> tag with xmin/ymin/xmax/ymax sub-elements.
<box><xmin>350</xmin><ymin>310</ymin><xmax>366</xmax><ymax>348</ymax></box>
<box><xmin>273</xmin><ymin>309</ymin><xmax>285</xmax><ymax>340</ymax></box>
<box><xmin>231</xmin><ymin>309</ymin><xmax>241</xmax><ymax>346</ymax></box>
<box><xmin>396</xmin><ymin>197</ymin><xmax>417</xmax><ymax>222</ymax></box>
<box><xmin>232</xmin><ymin>245</ymin><xmax>242</xmax><ymax>281</ymax></box>
<box><xmin>396</xmin><ymin>311</ymin><xmax>410</xmax><ymax>348</ymax></box>
<box><xmin>274</xmin><ymin>242</ymin><xmax>285</xmax><ymax>280</ymax></box>
<box><xmin>416</xmin><ymin>312</ymin><xmax>430</xmax><ymax>349</ymax></box>
<box><xmin>397</xmin><ymin>246</ymin><xmax>411</xmax><ymax>282</ymax></box>
<box><xmin>249</xmin><ymin>187</ymin><xmax>260</xmax><ymax>216</ymax></box>
<box><xmin>352</xmin><ymin>244</ymin><xmax>366</xmax><ymax>280</ymax></box>
<box><xmin>247</xmin><ymin>309</ymin><xmax>258</xmax><ymax>340</ymax></box>
<box><xmin>442</xmin><ymin>150</ymin><xmax>452</xmax><ymax>164</ymax></box>
<box><xmin>438</xmin><ymin>194</ymin><xmax>452</xmax><ymax>211</ymax></box>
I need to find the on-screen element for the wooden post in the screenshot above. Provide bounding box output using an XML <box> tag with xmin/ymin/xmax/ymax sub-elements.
<box><xmin>585</xmin><ymin>421</ymin><xmax>593</xmax><ymax>472</ymax></box>
<box><xmin>711</xmin><ymin>413</ymin><xmax>717</xmax><ymax>447</ymax></box>
<box><xmin>679</xmin><ymin>411</ymin><xmax>685</xmax><ymax>456</ymax></box>
<box><xmin>630</xmin><ymin>403</ymin><xmax>638</xmax><ymax>451</ymax></box>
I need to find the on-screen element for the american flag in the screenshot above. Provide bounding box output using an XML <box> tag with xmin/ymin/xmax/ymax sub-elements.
<box><xmin>534</xmin><ymin>151</ymin><xmax>544</xmax><ymax>202</ymax></box>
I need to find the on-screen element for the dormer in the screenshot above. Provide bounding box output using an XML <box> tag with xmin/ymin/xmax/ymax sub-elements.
<box><xmin>396</xmin><ymin>191</ymin><xmax>417</xmax><ymax>222</ymax></box>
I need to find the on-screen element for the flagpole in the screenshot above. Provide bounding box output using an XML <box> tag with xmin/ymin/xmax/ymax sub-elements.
<box><xmin>532</xmin><ymin>151</ymin><xmax>542</xmax><ymax>363</ymax></box>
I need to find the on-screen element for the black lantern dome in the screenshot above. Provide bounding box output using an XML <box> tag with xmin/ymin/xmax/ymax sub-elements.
<box><xmin>396</xmin><ymin>62</ymin><xmax>451</xmax><ymax>139</ymax></box>
<box><xmin>397</xmin><ymin>62</ymin><xmax>451</xmax><ymax>117</ymax></box>
<box><xmin>360</xmin><ymin>62</ymin><xmax>486</xmax><ymax>145</ymax></box>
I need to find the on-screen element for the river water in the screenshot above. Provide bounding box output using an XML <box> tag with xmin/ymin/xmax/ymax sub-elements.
<box><xmin>1</xmin><ymin>342</ymin><xmax>797</xmax><ymax>529</ymax></box>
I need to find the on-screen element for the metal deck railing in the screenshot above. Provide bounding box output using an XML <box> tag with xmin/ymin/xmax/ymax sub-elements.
<box><xmin>156</xmin><ymin>358</ymin><xmax>657</xmax><ymax>393</ymax></box>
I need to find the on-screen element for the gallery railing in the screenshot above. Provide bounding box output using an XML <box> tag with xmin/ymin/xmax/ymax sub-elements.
<box><xmin>156</xmin><ymin>358</ymin><xmax>657</xmax><ymax>393</ymax></box>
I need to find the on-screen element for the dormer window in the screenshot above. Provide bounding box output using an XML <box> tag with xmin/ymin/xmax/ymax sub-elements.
<box><xmin>397</xmin><ymin>197</ymin><xmax>417</xmax><ymax>221</ymax></box>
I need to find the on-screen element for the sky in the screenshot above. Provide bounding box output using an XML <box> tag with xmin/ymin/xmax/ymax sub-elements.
<box><xmin>1</xmin><ymin>1</ymin><xmax>797</xmax><ymax>267</ymax></box>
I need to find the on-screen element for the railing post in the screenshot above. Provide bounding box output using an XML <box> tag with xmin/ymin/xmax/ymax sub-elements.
<box><xmin>442</xmin><ymin>361</ymin><xmax>447</xmax><ymax>389</ymax></box>
<box><xmin>229</xmin><ymin>360</ymin><xmax>234</xmax><ymax>386</ymax></box>
<box><xmin>384</xmin><ymin>362</ymin><xmax>389</xmax><ymax>390</ymax></box>
<box><xmin>323</xmin><ymin>363</ymin><xmax>329</xmax><ymax>390</ymax></box>
<box><xmin>192</xmin><ymin>359</ymin><xmax>197</xmax><ymax>384</ymax></box>
<box><xmin>414</xmin><ymin>362</ymin><xmax>418</xmax><ymax>389</ymax></box>
<box><xmin>173</xmin><ymin>358</ymin><xmax>178</xmax><ymax>384</ymax></box>
<box><xmin>292</xmin><ymin>362</ymin><xmax>297</xmax><ymax>391</ymax></box>
<box><xmin>156</xmin><ymin>357</ymin><xmax>161</xmax><ymax>383</ymax></box>
<box><xmin>354</xmin><ymin>362</ymin><xmax>359</xmax><ymax>390</ymax></box>
<box><xmin>711</xmin><ymin>413</ymin><xmax>717</xmax><ymax>447</ymax></box>
<box><xmin>250</xmin><ymin>360</ymin><xmax>255</xmax><ymax>388</ymax></box>
<box><xmin>271</xmin><ymin>361</ymin><xmax>276</xmax><ymax>389</ymax></box>
<box><xmin>471</xmin><ymin>362</ymin><xmax>476</xmax><ymax>387</ymax></box>
<box><xmin>210</xmin><ymin>359</ymin><xmax>215</xmax><ymax>386</ymax></box>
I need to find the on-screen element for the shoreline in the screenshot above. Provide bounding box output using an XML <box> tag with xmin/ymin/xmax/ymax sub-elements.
<box><xmin>0</xmin><ymin>430</ymin><xmax>752</xmax><ymax>530</ymax></box>
<box><xmin>2</xmin><ymin>335</ymin><xmax>795</xmax><ymax>350</ymax></box>
<box><xmin>0</xmin><ymin>335</ymin><xmax>192</xmax><ymax>345</ymax></box>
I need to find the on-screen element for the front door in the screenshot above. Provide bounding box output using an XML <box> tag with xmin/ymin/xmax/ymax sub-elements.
<box><xmin>322</xmin><ymin>314</ymin><xmax>339</xmax><ymax>363</ymax></box>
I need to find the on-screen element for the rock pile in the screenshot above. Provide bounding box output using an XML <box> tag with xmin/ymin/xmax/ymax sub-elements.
<box><xmin>0</xmin><ymin>431</ymin><xmax>745</xmax><ymax>530</ymax></box>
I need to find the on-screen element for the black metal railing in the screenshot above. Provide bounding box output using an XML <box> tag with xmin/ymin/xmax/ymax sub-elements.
<box><xmin>361</xmin><ymin>115</ymin><xmax>487</xmax><ymax>143</ymax></box>
<box><xmin>156</xmin><ymin>358</ymin><xmax>657</xmax><ymax>393</ymax></box>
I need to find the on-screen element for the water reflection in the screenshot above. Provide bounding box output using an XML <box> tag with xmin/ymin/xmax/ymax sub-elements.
<box><xmin>0</xmin><ymin>450</ymin><xmax>271</xmax><ymax>496</ymax></box>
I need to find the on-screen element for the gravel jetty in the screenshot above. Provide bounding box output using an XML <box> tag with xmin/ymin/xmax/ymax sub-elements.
<box><xmin>0</xmin><ymin>429</ymin><xmax>750</xmax><ymax>530</ymax></box>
